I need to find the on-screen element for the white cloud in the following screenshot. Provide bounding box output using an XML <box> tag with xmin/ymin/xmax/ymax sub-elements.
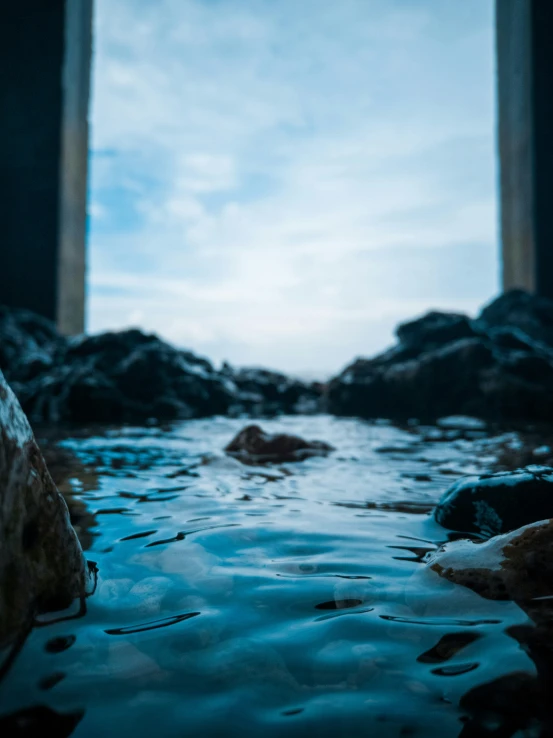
<box><xmin>88</xmin><ymin>0</ymin><xmax>498</xmax><ymax>375</ymax></box>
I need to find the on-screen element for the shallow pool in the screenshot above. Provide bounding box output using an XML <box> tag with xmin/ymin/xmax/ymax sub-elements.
<box><xmin>0</xmin><ymin>416</ymin><xmax>541</xmax><ymax>737</ymax></box>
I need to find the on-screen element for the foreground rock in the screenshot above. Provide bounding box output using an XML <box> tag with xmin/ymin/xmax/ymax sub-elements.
<box><xmin>0</xmin><ymin>307</ymin><xmax>322</xmax><ymax>423</ymax></box>
<box><xmin>428</xmin><ymin>518</ymin><xmax>553</xmax><ymax>605</ymax></box>
<box><xmin>434</xmin><ymin>466</ymin><xmax>553</xmax><ymax>537</ymax></box>
<box><xmin>0</xmin><ymin>370</ymin><xmax>89</xmax><ymax>646</ymax></box>
<box><xmin>225</xmin><ymin>424</ymin><xmax>334</xmax><ymax>464</ymax></box>
<box><xmin>327</xmin><ymin>289</ymin><xmax>553</xmax><ymax>422</ymax></box>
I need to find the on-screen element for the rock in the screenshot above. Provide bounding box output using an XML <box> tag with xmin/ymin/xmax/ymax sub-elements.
<box><xmin>434</xmin><ymin>466</ymin><xmax>553</xmax><ymax>537</ymax></box>
<box><xmin>428</xmin><ymin>518</ymin><xmax>553</xmax><ymax>604</ymax></box>
<box><xmin>428</xmin><ymin>516</ymin><xmax>553</xmax><ymax>735</ymax></box>
<box><xmin>396</xmin><ymin>311</ymin><xmax>478</xmax><ymax>349</ymax></box>
<box><xmin>327</xmin><ymin>291</ymin><xmax>553</xmax><ymax>422</ymax></box>
<box><xmin>0</xmin><ymin>306</ymin><xmax>65</xmax><ymax>384</ymax></box>
<box><xmin>224</xmin><ymin>424</ymin><xmax>334</xmax><ymax>464</ymax></box>
<box><xmin>222</xmin><ymin>364</ymin><xmax>322</xmax><ymax>416</ymax></box>
<box><xmin>0</xmin><ymin>370</ymin><xmax>89</xmax><ymax>646</ymax></box>
<box><xmin>327</xmin><ymin>337</ymin><xmax>497</xmax><ymax>421</ymax></box>
<box><xmin>0</xmin><ymin>305</ymin><xmax>323</xmax><ymax>423</ymax></box>
<box><xmin>478</xmin><ymin>289</ymin><xmax>553</xmax><ymax>349</ymax></box>
<box><xmin>17</xmin><ymin>329</ymin><xmax>237</xmax><ymax>423</ymax></box>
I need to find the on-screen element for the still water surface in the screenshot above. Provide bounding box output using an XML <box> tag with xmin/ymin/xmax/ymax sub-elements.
<box><xmin>0</xmin><ymin>416</ymin><xmax>538</xmax><ymax>737</ymax></box>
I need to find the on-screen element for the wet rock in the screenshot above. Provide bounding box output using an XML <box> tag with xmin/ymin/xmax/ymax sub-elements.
<box><xmin>478</xmin><ymin>288</ymin><xmax>553</xmax><ymax>348</ymax></box>
<box><xmin>428</xmin><ymin>518</ymin><xmax>553</xmax><ymax>604</ymax></box>
<box><xmin>222</xmin><ymin>363</ymin><xmax>322</xmax><ymax>416</ymax></box>
<box><xmin>396</xmin><ymin>311</ymin><xmax>477</xmax><ymax>349</ymax></box>
<box><xmin>434</xmin><ymin>466</ymin><xmax>553</xmax><ymax>537</ymax></box>
<box><xmin>17</xmin><ymin>329</ymin><xmax>236</xmax><ymax>423</ymax></box>
<box><xmin>0</xmin><ymin>306</ymin><xmax>65</xmax><ymax>384</ymax></box>
<box><xmin>0</xmin><ymin>306</ymin><xmax>323</xmax><ymax>423</ymax></box>
<box><xmin>327</xmin><ymin>290</ymin><xmax>553</xmax><ymax>422</ymax></box>
<box><xmin>224</xmin><ymin>424</ymin><xmax>334</xmax><ymax>464</ymax></box>
<box><xmin>0</xmin><ymin>370</ymin><xmax>89</xmax><ymax>646</ymax></box>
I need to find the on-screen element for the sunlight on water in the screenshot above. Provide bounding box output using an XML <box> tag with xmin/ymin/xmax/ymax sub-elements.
<box><xmin>0</xmin><ymin>416</ymin><xmax>538</xmax><ymax>737</ymax></box>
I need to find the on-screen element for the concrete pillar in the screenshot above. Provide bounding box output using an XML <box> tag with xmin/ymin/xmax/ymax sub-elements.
<box><xmin>0</xmin><ymin>1</ymin><xmax>93</xmax><ymax>334</ymax></box>
<box><xmin>496</xmin><ymin>0</ymin><xmax>553</xmax><ymax>298</ymax></box>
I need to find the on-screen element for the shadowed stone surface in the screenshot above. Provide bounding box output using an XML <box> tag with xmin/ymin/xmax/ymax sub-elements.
<box><xmin>225</xmin><ymin>424</ymin><xmax>335</xmax><ymax>465</ymax></box>
<box><xmin>0</xmin><ymin>370</ymin><xmax>88</xmax><ymax>646</ymax></box>
<box><xmin>0</xmin><ymin>308</ymin><xmax>322</xmax><ymax>423</ymax></box>
<box><xmin>434</xmin><ymin>466</ymin><xmax>553</xmax><ymax>537</ymax></box>
<box><xmin>327</xmin><ymin>290</ymin><xmax>553</xmax><ymax>422</ymax></box>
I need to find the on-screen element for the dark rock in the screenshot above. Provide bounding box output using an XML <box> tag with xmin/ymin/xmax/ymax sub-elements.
<box><xmin>478</xmin><ymin>289</ymin><xmax>553</xmax><ymax>348</ymax></box>
<box><xmin>434</xmin><ymin>466</ymin><xmax>553</xmax><ymax>537</ymax></box>
<box><xmin>0</xmin><ymin>370</ymin><xmax>89</xmax><ymax>646</ymax></box>
<box><xmin>225</xmin><ymin>424</ymin><xmax>334</xmax><ymax>464</ymax></box>
<box><xmin>0</xmin><ymin>306</ymin><xmax>65</xmax><ymax>384</ymax></box>
<box><xmin>0</xmin><ymin>306</ymin><xmax>322</xmax><ymax>423</ymax></box>
<box><xmin>327</xmin><ymin>291</ymin><xmax>553</xmax><ymax>422</ymax></box>
<box><xmin>14</xmin><ymin>330</ymin><xmax>236</xmax><ymax>423</ymax></box>
<box><xmin>328</xmin><ymin>337</ymin><xmax>497</xmax><ymax>421</ymax></box>
<box><xmin>222</xmin><ymin>364</ymin><xmax>322</xmax><ymax>416</ymax></box>
<box><xmin>396</xmin><ymin>310</ymin><xmax>478</xmax><ymax>349</ymax></box>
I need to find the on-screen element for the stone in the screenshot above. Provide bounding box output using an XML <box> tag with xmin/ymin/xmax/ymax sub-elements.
<box><xmin>17</xmin><ymin>329</ymin><xmax>237</xmax><ymax>423</ymax></box>
<box><xmin>478</xmin><ymin>289</ymin><xmax>553</xmax><ymax>348</ymax></box>
<box><xmin>222</xmin><ymin>364</ymin><xmax>322</xmax><ymax>416</ymax></box>
<box><xmin>327</xmin><ymin>291</ymin><xmax>553</xmax><ymax>423</ymax></box>
<box><xmin>428</xmin><ymin>518</ymin><xmax>553</xmax><ymax>604</ymax></box>
<box><xmin>395</xmin><ymin>310</ymin><xmax>478</xmax><ymax>349</ymax></box>
<box><xmin>434</xmin><ymin>466</ymin><xmax>553</xmax><ymax>537</ymax></box>
<box><xmin>0</xmin><ymin>306</ymin><xmax>64</xmax><ymax>384</ymax></box>
<box><xmin>0</xmin><ymin>306</ymin><xmax>323</xmax><ymax>423</ymax></box>
<box><xmin>0</xmin><ymin>370</ymin><xmax>89</xmax><ymax>646</ymax></box>
<box><xmin>224</xmin><ymin>424</ymin><xmax>334</xmax><ymax>464</ymax></box>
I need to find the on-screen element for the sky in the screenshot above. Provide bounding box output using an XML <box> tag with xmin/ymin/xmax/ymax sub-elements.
<box><xmin>88</xmin><ymin>0</ymin><xmax>498</xmax><ymax>377</ymax></box>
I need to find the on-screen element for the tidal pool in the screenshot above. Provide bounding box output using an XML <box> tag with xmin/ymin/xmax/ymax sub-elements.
<box><xmin>0</xmin><ymin>416</ymin><xmax>542</xmax><ymax>737</ymax></box>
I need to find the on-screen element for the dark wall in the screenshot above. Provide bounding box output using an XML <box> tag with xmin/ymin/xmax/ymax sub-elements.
<box><xmin>0</xmin><ymin>1</ymin><xmax>65</xmax><ymax>320</ymax></box>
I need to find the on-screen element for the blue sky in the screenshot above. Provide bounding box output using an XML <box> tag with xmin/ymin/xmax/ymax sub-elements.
<box><xmin>88</xmin><ymin>0</ymin><xmax>498</xmax><ymax>376</ymax></box>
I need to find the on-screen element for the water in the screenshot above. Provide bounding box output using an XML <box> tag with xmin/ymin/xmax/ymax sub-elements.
<box><xmin>0</xmin><ymin>416</ymin><xmax>541</xmax><ymax>737</ymax></box>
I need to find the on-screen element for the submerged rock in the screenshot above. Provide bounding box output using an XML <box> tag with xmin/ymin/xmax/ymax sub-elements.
<box><xmin>327</xmin><ymin>290</ymin><xmax>553</xmax><ymax>422</ymax></box>
<box><xmin>225</xmin><ymin>424</ymin><xmax>334</xmax><ymax>464</ymax></box>
<box><xmin>434</xmin><ymin>466</ymin><xmax>553</xmax><ymax>537</ymax></box>
<box><xmin>428</xmin><ymin>518</ymin><xmax>553</xmax><ymax>604</ymax></box>
<box><xmin>0</xmin><ymin>370</ymin><xmax>89</xmax><ymax>645</ymax></box>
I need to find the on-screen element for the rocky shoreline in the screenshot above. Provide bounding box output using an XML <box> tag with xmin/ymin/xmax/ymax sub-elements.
<box><xmin>5</xmin><ymin>288</ymin><xmax>553</xmax><ymax>426</ymax></box>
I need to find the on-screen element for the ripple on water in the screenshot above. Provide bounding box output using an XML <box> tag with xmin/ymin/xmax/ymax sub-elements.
<box><xmin>0</xmin><ymin>416</ymin><xmax>544</xmax><ymax>737</ymax></box>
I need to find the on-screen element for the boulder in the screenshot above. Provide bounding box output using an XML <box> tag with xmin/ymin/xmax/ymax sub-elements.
<box><xmin>0</xmin><ymin>370</ymin><xmax>89</xmax><ymax>646</ymax></box>
<box><xmin>16</xmin><ymin>330</ymin><xmax>236</xmax><ymax>424</ymax></box>
<box><xmin>222</xmin><ymin>364</ymin><xmax>322</xmax><ymax>416</ymax></box>
<box><xmin>327</xmin><ymin>290</ymin><xmax>553</xmax><ymax>422</ymax></box>
<box><xmin>428</xmin><ymin>518</ymin><xmax>553</xmax><ymax>604</ymax></box>
<box><xmin>0</xmin><ymin>306</ymin><xmax>65</xmax><ymax>384</ymax></box>
<box><xmin>395</xmin><ymin>310</ymin><xmax>478</xmax><ymax>349</ymax></box>
<box><xmin>0</xmin><ymin>306</ymin><xmax>323</xmax><ymax>423</ymax></box>
<box><xmin>224</xmin><ymin>424</ymin><xmax>334</xmax><ymax>464</ymax></box>
<box><xmin>434</xmin><ymin>467</ymin><xmax>553</xmax><ymax>537</ymax></box>
<box><xmin>478</xmin><ymin>289</ymin><xmax>553</xmax><ymax>348</ymax></box>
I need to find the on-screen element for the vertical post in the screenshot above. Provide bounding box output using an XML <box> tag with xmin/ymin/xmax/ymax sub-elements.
<box><xmin>0</xmin><ymin>1</ymin><xmax>92</xmax><ymax>334</ymax></box>
<box><xmin>58</xmin><ymin>0</ymin><xmax>93</xmax><ymax>335</ymax></box>
<box><xmin>496</xmin><ymin>0</ymin><xmax>553</xmax><ymax>298</ymax></box>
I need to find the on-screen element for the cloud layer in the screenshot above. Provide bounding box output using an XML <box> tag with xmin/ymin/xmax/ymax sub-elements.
<box><xmin>89</xmin><ymin>0</ymin><xmax>498</xmax><ymax>376</ymax></box>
